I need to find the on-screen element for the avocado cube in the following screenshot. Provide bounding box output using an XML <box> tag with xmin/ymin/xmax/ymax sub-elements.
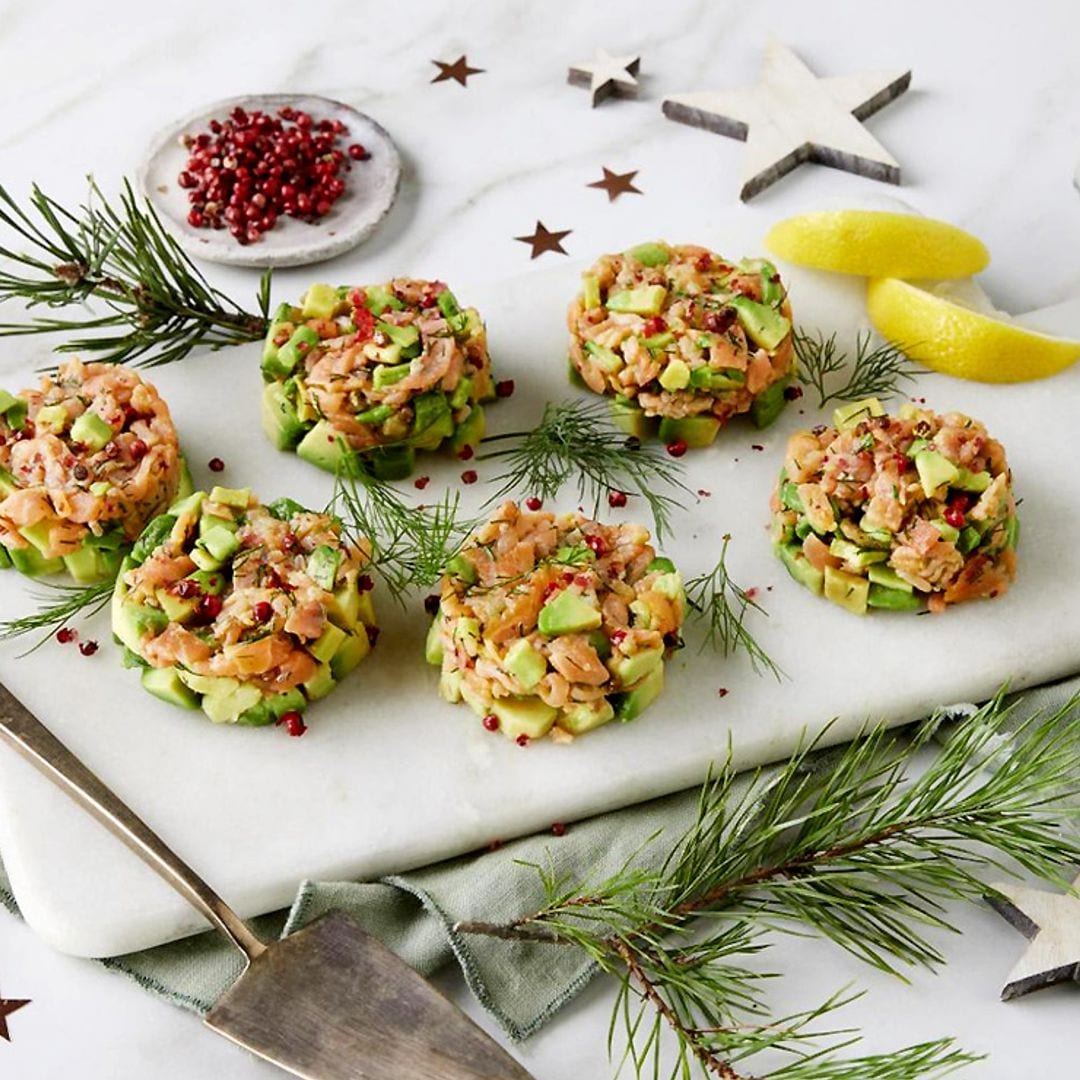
<box><xmin>356</xmin><ymin>404</ymin><xmax>393</xmax><ymax>426</ymax></box>
<box><xmin>605</xmin><ymin>285</ymin><xmax>667</xmax><ymax>316</ymax></box>
<box><xmin>0</xmin><ymin>544</ymin><xmax>10</xmax><ymax>569</ymax></box>
<box><xmin>584</xmin><ymin>340</ymin><xmax>623</xmax><ymax>373</ymax></box>
<box><xmin>141</xmin><ymin>666</ymin><xmax>200</xmax><ymax>710</ymax></box>
<box><xmin>581</xmin><ymin>273</ymin><xmax>602</xmax><ymax>310</ymax></box>
<box><xmin>63</xmin><ymin>544</ymin><xmax>106</xmax><ymax>585</ymax></box>
<box><xmin>449</xmin><ymin>377</ymin><xmax>474</xmax><ymax>411</ymax></box>
<box><xmin>296</xmin><ymin>421</ymin><xmax>353</xmax><ymax>475</ymax></box>
<box><xmin>199</xmin><ymin>524</ymin><xmax>240</xmax><ymax>563</ymax></box>
<box><xmin>658</xmin><ymin>359</ymin><xmax>691</xmax><ymax>391</ymax></box>
<box><xmin>188</xmin><ymin>569</ymin><xmax>226</xmax><ymax>595</ymax></box>
<box><xmin>608</xmin><ymin>646</ymin><xmax>663</xmax><ymax>688</ymax></box>
<box><xmin>774</xmin><ymin>542</ymin><xmax>824</xmax><ymax>596</ymax></box>
<box><xmin>931</xmin><ymin>518</ymin><xmax>961</xmax><ymax>544</ymax></box>
<box><xmin>559</xmin><ymin>699</ymin><xmax>615</xmax><ymax>736</ymax></box>
<box><xmin>453</xmin><ymin>617</ymin><xmax>480</xmax><ymax>649</ymax></box>
<box><xmin>156</xmin><ymin>588</ymin><xmax>197</xmax><ymax>623</ymax></box>
<box><xmin>647</xmin><ymin>556</ymin><xmax>676</xmax><ymax>574</ymax></box>
<box><xmin>867</xmin><ymin>584</ymin><xmax>925</xmax><ymax>612</ymax></box>
<box><xmin>261</xmin><ymin>382</ymin><xmax>308</xmax><ymax>450</ymax></box>
<box><xmin>0</xmin><ymin>397</ymin><xmax>27</xmax><ymax>431</ymax></box>
<box><xmin>867</xmin><ymin>565</ymin><xmax>913</xmax><ymax>593</ymax></box>
<box><xmin>310</xmin><ymin>622</ymin><xmax>348</xmax><ymax>664</ymax></box>
<box><xmin>178</xmin><ymin>671</ymin><xmax>237</xmax><ymax>697</ymax></box>
<box><xmin>410</xmin><ymin>393</ymin><xmax>454</xmax><ymax>443</ymax></box>
<box><xmin>301</xmin><ymin>282</ymin><xmax>341</xmax><ymax>320</ymax></box>
<box><xmin>425</xmin><ymin>617</ymin><xmax>444</xmax><ymax>665</ymax></box>
<box><xmin>0</xmin><ymin>467</ymin><xmax>18</xmax><ymax>496</ymax></box>
<box><xmin>954</xmin><ymin>468</ymin><xmax>991</xmax><ymax>493</ymax></box>
<box><xmin>18</xmin><ymin>520</ymin><xmax>57</xmax><ymax>558</ymax></box>
<box><xmin>373</xmin><ymin>362</ymin><xmax>412</xmax><ymax>391</ymax></box>
<box><xmin>35</xmin><ymin>403</ymin><xmax>69</xmax><ymax>434</ymax></box>
<box><xmin>209</xmin><ymin>486</ymin><xmax>250</xmax><ymax>509</ymax></box>
<box><xmin>199</xmin><ymin>512</ymin><xmax>238</xmax><ymax>541</ymax></box>
<box><xmin>657</xmin><ymin>416</ymin><xmax>721</xmax><ymax>449</ymax></box>
<box><xmin>568</xmin><ymin>358</ymin><xmax>588</xmax><ymax>389</ymax></box>
<box><xmin>70</xmin><ymin>410</ymin><xmax>114</xmax><ymax>451</ymax></box>
<box><xmin>439</xmin><ymin>668</ymin><xmax>463</xmax><ymax>704</ymax></box>
<box><xmin>378</xmin><ymin>322</ymin><xmax>420</xmax><ymax>350</ymax></box>
<box><xmin>307</xmin><ymin>544</ymin><xmax>342</xmax><ymax>590</ymax></box>
<box><xmin>823</xmin><ymin>566</ymin><xmax>869</xmax><ymax>615</ymax></box>
<box><xmin>610</xmin><ymin>399</ymin><xmax>656</xmax><ymax>441</ymax></box>
<box><xmin>624</xmin><ymin>242</ymin><xmax>672</xmax><ymax>267</ymax></box>
<box><xmin>363</xmin><ymin>285</ymin><xmax>405</xmax><ymax>314</ymax></box>
<box><xmin>643</xmin><ymin>331</ymin><xmax>676</xmax><ymax>353</ymax></box>
<box><xmin>202</xmin><ymin>682</ymin><xmax>263</xmax><ymax>725</ymax></box>
<box><xmin>538</xmin><ymin>590</ymin><xmax>602</xmax><ymax>636</ymax></box>
<box><xmin>330</xmin><ymin>629</ymin><xmax>371</xmax><ymax>681</ymax></box>
<box><xmin>612</xmin><ymin>664</ymin><xmax>665</xmax><ymax>723</ymax></box>
<box><xmin>728</xmin><ymin>296</ymin><xmax>791</xmax><ymax>351</ymax></box>
<box><xmin>0</xmin><ymin>389</ymin><xmax>17</xmax><ymax>416</ymax></box>
<box><xmin>914</xmin><ymin>450</ymin><xmax>959</xmax><ymax>498</ymax></box>
<box><xmin>490</xmin><ymin>696</ymin><xmax>557</xmax><ymax>741</ymax></box>
<box><xmin>266</xmin><ymin>496</ymin><xmax>307</xmax><ymax>522</ymax></box>
<box><xmin>364</xmin><ymin>444</ymin><xmax>415</xmax><ymax>481</ymax></box>
<box><xmin>690</xmin><ymin>366</ymin><xmax>745</xmax><ymax>392</ymax></box>
<box><xmin>113</xmin><ymin>599</ymin><xmax>170</xmax><ymax>652</ymax></box>
<box><xmin>303</xmin><ymin>663</ymin><xmax>337</xmax><ymax>702</ymax></box>
<box><xmin>189</xmin><ymin>547</ymin><xmax>222</xmax><ymax>572</ymax></box>
<box><xmin>448</xmin><ymin>406</ymin><xmax>486</xmax><ymax>455</ymax></box>
<box><xmin>749</xmin><ymin>378</ymin><xmax>790</xmax><ymax>430</ymax></box>
<box><xmin>444</xmin><ymin>554</ymin><xmax>477</xmax><ymax>586</ymax></box>
<box><xmin>957</xmin><ymin>526</ymin><xmax>981</xmax><ymax>555</ymax></box>
<box><xmin>1005</xmin><ymin>515</ymin><xmax>1020</xmax><ymax>550</ymax></box>
<box><xmin>651</xmin><ymin>571</ymin><xmax>684</xmax><ymax>601</ymax></box>
<box><xmin>9</xmin><ymin>544</ymin><xmax>64</xmax><ymax>576</ymax></box>
<box><xmin>503</xmin><ymin>639</ymin><xmax>547</xmax><ymax>691</ymax></box>
<box><xmin>833</xmin><ymin>398</ymin><xmax>885</xmax><ymax>432</ymax></box>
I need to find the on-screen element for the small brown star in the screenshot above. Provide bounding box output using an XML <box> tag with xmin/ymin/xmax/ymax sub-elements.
<box><xmin>431</xmin><ymin>56</ymin><xmax>484</xmax><ymax>87</ymax></box>
<box><xmin>514</xmin><ymin>221</ymin><xmax>572</xmax><ymax>259</ymax></box>
<box><xmin>0</xmin><ymin>995</ymin><xmax>30</xmax><ymax>1042</ymax></box>
<box><xmin>587</xmin><ymin>167</ymin><xmax>642</xmax><ymax>202</ymax></box>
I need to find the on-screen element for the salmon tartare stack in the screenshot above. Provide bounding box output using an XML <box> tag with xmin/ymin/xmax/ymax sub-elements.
<box><xmin>771</xmin><ymin>399</ymin><xmax>1018</xmax><ymax>614</ymax></box>
<box><xmin>0</xmin><ymin>359</ymin><xmax>185</xmax><ymax>582</ymax></box>
<box><xmin>426</xmin><ymin>501</ymin><xmax>685</xmax><ymax>743</ymax></box>
<box><xmin>261</xmin><ymin>279</ymin><xmax>495</xmax><ymax>481</ymax></box>
<box><xmin>113</xmin><ymin>485</ymin><xmax>376</xmax><ymax>732</ymax></box>
<box><xmin>567</xmin><ymin>242</ymin><xmax>795</xmax><ymax>448</ymax></box>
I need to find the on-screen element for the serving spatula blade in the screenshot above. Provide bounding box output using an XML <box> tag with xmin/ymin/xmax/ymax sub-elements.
<box><xmin>205</xmin><ymin>910</ymin><xmax>533</xmax><ymax>1080</ymax></box>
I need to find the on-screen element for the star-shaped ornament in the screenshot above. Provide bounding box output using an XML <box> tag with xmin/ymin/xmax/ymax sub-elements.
<box><xmin>568</xmin><ymin>49</ymin><xmax>640</xmax><ymax>107</ymax></box>
<box><xmin>988</xmin><ymin>872</ymin><xmax>1080</xmax><ymax>999</ymax></box>
<box><xmin>587</xmin><ymin>167</ymin><xmax>642</xmax><ymax>202</ymax></box>
<box><xmin>0</xmin><ymin>995</ymin><xmax>30</xmax><ymax>1042</ymax></box>
<box><xmin>662</xmin><ymin>39</ymin><xmax>911</xmax><ymax>201</ymax></box>
<box><xmin>431</xmin><ymin>56</ymin><xmax>484</xmax><ymax>87</ymax></box>
<box><xmin>514</xmin><ymin>222</ymin><xmax>571</xmax><ymax>259</ymax></box>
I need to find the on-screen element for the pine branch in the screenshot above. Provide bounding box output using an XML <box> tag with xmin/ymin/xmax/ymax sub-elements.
<box><xmin>478</xmin><ymin>400</ymin><xmax>689</xmax><ymax>542</ymax></box>
<box><xmin>0</xmin><ymin>178</ymin><xmax>270</xmax><ymax>366</ymax></box>
<box><xmin>329</xmin><ymin>457</ymin><xmax>474</xmax><ymax>606</ymax></box>
<box><xmin>795</xmin><ymin>330</ymin><xmax>922</xmax><ymax>409</ymax></box>
<box><xmin>0</xmin><ymin>577</ymin><xmax>114</xmax><ymax>653</ymax></box>
<box><xmin>684</xmin><ymin>534</ymin><xmax>783</xmax><ymax>680</ymax></box>
<box><xmin>458</xmin><ymin>692</ymin><xmax>1080</xmax><ymax>1078</ymax></box>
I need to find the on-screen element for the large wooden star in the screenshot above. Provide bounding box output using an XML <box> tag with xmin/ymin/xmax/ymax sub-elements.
<box><xmin>587</xmin><ymin>167</ymin><xmax>642</xmax><ymax>202</ymax></box>
<box><xmin>514</xmin><ymin>221</ymin><xmax>571</xmax><ymax>260</ymax></box>
<box><xmin>431</xmin><ymin>56</ymin><xmax>484</xmax><ymax>87</ymax></box>
<box><xmin>0</xmin><ymin>995</ymin><xmax>30</xmax><ymax>1042</ymax></box>
<box><xmin>987</xmin><ymin>872</ymin><xmax>1080</xmax><ymax>999</ymax></box>
<box><xmin>662</xmin><ymin>39</ymin><xmax>911</xmax><ymax>201</ymax></box>
<box><xmin>568</xmin><ymin>49</ymin><xmax>640</xmax><ymax>107</ymax></box>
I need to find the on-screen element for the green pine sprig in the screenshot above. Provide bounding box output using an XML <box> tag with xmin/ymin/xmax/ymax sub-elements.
<box><xmin>795</xmin><ymin>329</ymin><xmax>922</xmax><ymax>409</ymax></box>
<box><xmin>685</xmin><ymin>534</ymin><xmax>783</xmax><ymax>680</ymax></box>
<box><xmin>329</xmin><ymin>458</ymin><xmax>474</xmax><ymax>606</ymax></box>
<box><xmin>0</xmin><ymin>178</ymin><xmax>270</xmax><ymax>366</ymax></box>
<box><xmin>478</xmin><ymin>400</ymin><xmax>689</xmax><ymax>542</ymax></box>
<box><xmin>457</xmin><ymin>691</ymin><xmax>1080</xmax><ymax>1079</ymax></box>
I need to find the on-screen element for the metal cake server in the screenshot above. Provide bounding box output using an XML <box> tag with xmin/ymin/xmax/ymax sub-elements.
<box><xmin>0</xmin><ymin>682</ymin><xmax>535</xmax><ymax>1080</ymax></box>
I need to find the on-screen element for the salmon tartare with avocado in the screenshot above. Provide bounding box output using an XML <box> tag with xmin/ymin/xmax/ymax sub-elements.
<box><xmin>261</xmin><ymin>279</ymin><xmax>495</xmax><ymax>481</ymax></box>
<box><xmin>567</xmin><ymin>242</ymin><xmax>795</xmax><ymax>448</ymax></box>
<box><xmin>0</xmin><ymin>359</ymin><xmax>186</xmax><ymax>582</ymax></box>
<box><xmin>426</xmin><ymin>501</ymin><xmax>685</xmax><ymax>743</ymax></box>
<box><xmin>113</xmin><ymin>485</ymin><xmax>376</xmax><ymax>733</ymax></box>
<box><xmin>771</xmin><ymin>399</ymin><xmax>1018</xmax><ymax>615</ymax></box>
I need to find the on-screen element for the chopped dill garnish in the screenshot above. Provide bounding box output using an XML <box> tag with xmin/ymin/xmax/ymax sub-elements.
<box><xmin>795</xmin><ymin>328</ymin><xmax>922</xmax><ymax>408</ymax></box>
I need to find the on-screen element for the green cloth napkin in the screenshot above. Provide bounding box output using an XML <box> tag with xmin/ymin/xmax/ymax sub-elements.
<box><xmin>2</xmin><ymin>676</ymin><xmax>1077</xmax><ymax>1041</ymax></box>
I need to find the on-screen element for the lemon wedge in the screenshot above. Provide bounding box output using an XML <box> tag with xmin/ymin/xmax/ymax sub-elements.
<box><xmin>766</xmin><ymin>210</ymin><xmax>990</xmax><ymax>279</ymax></box>
<box><xmin>867</xmin><ymin>278</ymin><xmax>1080</xmax><ymax>383</ymax></box>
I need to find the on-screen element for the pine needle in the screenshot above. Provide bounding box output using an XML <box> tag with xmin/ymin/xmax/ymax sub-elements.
<box><xmin>478</xmin><ymin>400</ymin><xmax>688</xmax><ymax>542</ymax></box>
<box><xmin>685</xmin><ymin>534</ymin><xmax>783</xmax><ymax>680</ymax></box>
<box><xmin>0</xmin><ymin>576</ymin><xmax>114</xmax><ymax>654</ymax></box>
<box><xmin>0</xmin><ymin>177</ymin><xmax>270</xmax><ymax>366</ymax></box>
<box><xmin>795</xmin><ymin>329</ymin><xmax>922</xmax><ymax>409</ymax></box>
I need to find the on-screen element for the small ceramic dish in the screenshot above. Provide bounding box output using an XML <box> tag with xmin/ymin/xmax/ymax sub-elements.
<box><xmin>138</xmin><ymin>93</ymin><xmax>402</xmax><ymax>268</ymax></box>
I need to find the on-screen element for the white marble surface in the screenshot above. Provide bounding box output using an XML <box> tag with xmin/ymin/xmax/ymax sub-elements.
<box><xmin>2</xmin><ymin>0</ymin><xmax>1080</xmax><ymax>1076</ymax></box>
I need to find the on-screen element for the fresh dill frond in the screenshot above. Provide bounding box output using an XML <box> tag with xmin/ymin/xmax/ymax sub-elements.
<box><xmin>0</xmin><ymin>178</ymin><xmax>270</xmax><ymax>366</ymax></box>
<box><xmin>329</xmin><ymin>457</ymin><xmax>473</xmax><ymax>606</ymax></box>
<box><xmin>795</xmin><ymin>329</ymin><xmax>922</xmax><ymax>409</ymax></box>
<box><xmin>478</xmin><ymin>400</ymin><xmax>688</xmax><ymax>542</ymax></box>
<box><xmin>0</xmin><ymin>576</ymin><xmax>114</xmax><ymax>653</ymax></box>
<box><xmin>684</xmin><ymin>534</ymin><xmax>783</xmax><ymax>680</ymax></box>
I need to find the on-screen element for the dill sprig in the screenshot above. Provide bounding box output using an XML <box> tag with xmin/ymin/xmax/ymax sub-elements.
<box><xmin>329</xmin><ymin>458</ymin><xmax>474</xmax><ymax>606</ymax></box>
<box><xmin>0</xmin><ymin>576</ymin><xmax>114</xmax><ymax>653</ymax></box>
<box><xmin>0</xmin><ymin>178</ymin><xmax>270</xmax><ymax>366</ymax></box>
<box><xmin>685</xmin><ymin>534</ymin><xmax>782</xmax><ymax>680</ymax></box>
<box><xmin>458</xmin><ymin>691</ymin><xmax>1080</xmax><ymax>1079</ymax></box>
<box><xmin>795</xmin><ymin>329</ymin><xmax>922</xmax><ymax>409</ymax></box>
<box><xmin>478</xmin><ymin>400</ymin><xmax>688</xmax><ymax>542</ymax></box>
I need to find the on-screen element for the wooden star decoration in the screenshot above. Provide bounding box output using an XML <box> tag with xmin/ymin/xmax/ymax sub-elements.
<box><xmin>0</xmin><ymin>995</ymin><xmax>30</xmax><ymax>1042</ymax></box>
<box><xmin>431</xmin><ymin>56</ymin><xmax>484</xmax><ymax>87</ymax></box>
<box><xmin>587</xmin><ymin>167</ymin><xmax>642</xmax><ymax>202</ymax></box>
<box><xmin>568</xmin><ymin>49</ymin><xmax>640</xmax><ymax>107</ymax></box>
<box><xmin>987</xmin><ymin>871</ymin><xmax>1080</xmax><ymax>999</ymax></box>
<box><xmin>514</xmin><ymin>222</ymin><xmax>571</xmax><ymax>259</ymax></box>
<box><xmin>662</xmin><ymin>38</ymin><xmax>911</xmax><ymax>201</ymax></box>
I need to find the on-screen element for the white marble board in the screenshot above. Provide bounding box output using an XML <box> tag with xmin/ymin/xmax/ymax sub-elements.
<box><xmin>0</xmin><ymin>240</ymin><xmax>1076</xmax><ymax>958</ymax></box>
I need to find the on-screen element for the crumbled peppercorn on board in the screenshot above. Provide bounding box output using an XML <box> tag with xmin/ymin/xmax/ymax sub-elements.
<box><xmin>0</xmin><ymin>253</ymin><xmax>1077</xmax><ymax>959</ymax></box>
